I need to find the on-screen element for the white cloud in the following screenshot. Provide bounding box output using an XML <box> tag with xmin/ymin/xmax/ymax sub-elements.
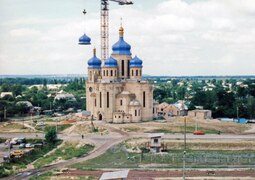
<box><xmin>1</xmin><ymin>0</ymin><xmax>255</xmax><ymax>76</ymax></box>
<box><xmin>10</xmin><ymin>28</ymin><xmax>42</xmax><ymax>38</ymax></box>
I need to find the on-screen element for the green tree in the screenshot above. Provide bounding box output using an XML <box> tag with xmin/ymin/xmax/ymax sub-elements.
<box><xmin>247</xmin><ymin>96</ymin><xmax>255</xmax><ymax>119</ymax></box>
<box><xmin>45</xmin><ymin>128</ymin><xmax>57</xmax><ymax>144</ymax></box>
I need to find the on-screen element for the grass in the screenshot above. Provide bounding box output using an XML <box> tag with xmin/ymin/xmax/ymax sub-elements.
<box><xmin>146</xmin><ymin>126</ymin><xmax>219</xmax><ymax>134</ymax></box>
<box><xmin>29</xmin><ymin>172</ymin><xmax>53</xmax><ymax>180</ymax></box>
<box><xmin>35</xmin><ymin>124</ymin><xmax>72</xmax><ymax>133</ymax></box>
<box><xmin>0</xmin><ymin>123</ymin><xmax>28</xmax><ymax>131</ymax></box>
<box><xmin>34</xmin><ymin>142</ymin><xmax>94</xmax><ymax>168</ymax></box>
<box><xmin>72</xmin><ymin>143</ymin><xmax>255</xmax><ymax>170</ymax></box>
<box><xmin>29</xmin><ymin>171</ymin><xmax>97</xmax><ymax>180</ymax></box>
<box><xmin>0</xmin><ymin>139</ymin><xmax>62</xmax><ymax>178</ymax></box>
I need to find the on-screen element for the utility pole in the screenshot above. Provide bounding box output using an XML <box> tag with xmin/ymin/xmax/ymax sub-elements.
<box><xmin>3</xmin><ymin>107</ymin><xmax>6</xmax><ymax>119</ymax></box>
<box><xmin>56</xmin><ymin>119</ymin><xmax>58</xmax><ymax>133</ymax></box>
<box><xmin>237</xmin><ymin>106</ymin><xmax>239</xmax><ymax>120</ymax></box>
<box><xmin>183</xmin><ymin>116</ymin><xmax>186</xmax><ymax>180</ymax></box>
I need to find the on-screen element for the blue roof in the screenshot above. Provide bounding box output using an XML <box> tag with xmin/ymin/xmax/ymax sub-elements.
<box><xmin>130</xmin><ymin>55</ymin><xmax>143</xmax><ymax>68</ymax></box>
<box><xmin>112</xmin><ymin>37</ymin><xmax>131</xmax><ymax>55</ymax></box>
<box><xmin>112</xmin><ymin>27</ymin><xmax>131</xmax><ymax>55</ymax></box>
<box><xmin>79</xmin><ymin>33</ymin><xmax>91</xmax><ymax>45</ymax></box>
<box><xmin>87</xmin><ymin>50</ymin><xmax>101</xmax><ymax>69</ymax></box>
<box><xmin>104</xmin><ymin>56</ymin><xmax>118</xmax><ymax>68</ymax></box>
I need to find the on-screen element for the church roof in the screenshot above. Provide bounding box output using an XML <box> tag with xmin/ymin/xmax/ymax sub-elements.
<box><xmin>79</xmin><ymin>33</ymin><xmax>91</xmax><ymax>45</ymax></box>
<box><xmin>104</xmin><ymin>56</ymin><xmax>118</xmax><ymax>68</ymax></box>
<box><xmin>112</xmin><ymin>26</ymin><xmax>131</xmax><ymax>55</ymax></box>
<box><xmin>130</xmin><ymin>55</ymin><xmax>143</xmax><ymax>68</ymax></box>
<box><xmin>129</xmin><ymin>99</ymin><xmax>141</xmax><ymax>106</ymax></box>
<box><xmin>88</xmin><ymin>48</ymin><xmax>102</xmax><ymax>69</ymax></box>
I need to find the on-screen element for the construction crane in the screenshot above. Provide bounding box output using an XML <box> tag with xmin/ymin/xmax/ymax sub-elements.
<box><xmin>100</xmin><ymin>0</ymin><xmax>133</xmax><ymax>61</ymax></box>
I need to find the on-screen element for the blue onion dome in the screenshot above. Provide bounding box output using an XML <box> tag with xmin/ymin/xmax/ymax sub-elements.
<box><xmin>112</xmin><ymin>26</ymin><xmax>131</xmax><ymax>55</ymax></box>
<box><xmin>79</xmin><ymin>33</ymin><xmax>91</xmax><ymax>45</ymax></box>
<box><xmin>88</xmin><ymin>48</ymin><xmax>101</xmax><ymax>69</ymax></box>
<box><xmin>130</xmin><ymin>55</ymin><xmax>143</xmax><ymax>68</ymax></box>
<box><xmin>104</xmin><ymin>56</ymin><xmax>118</xmax><ymax>68</ymax></box>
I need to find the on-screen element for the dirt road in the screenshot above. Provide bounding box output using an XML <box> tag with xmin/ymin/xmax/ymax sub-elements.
<box><xmin>2</xmin><ymin>125</ymin><xmax>129</xmax><ymax>180</ymax></box>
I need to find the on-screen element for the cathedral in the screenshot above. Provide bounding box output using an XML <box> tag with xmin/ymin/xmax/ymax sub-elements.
<box><xmin>86</xmin><ymin>26</ymin><xmax>157</xmax><ymax>123</ymax></box>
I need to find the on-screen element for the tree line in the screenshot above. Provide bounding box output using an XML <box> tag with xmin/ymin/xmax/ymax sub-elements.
<box><xmin>154</xmin><ymin>78</ymin><xmax>255</xmax><ymax>119</ymax></box>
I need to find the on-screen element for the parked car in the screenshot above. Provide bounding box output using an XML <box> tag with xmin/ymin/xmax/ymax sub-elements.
<box><xmin>10</xmin><ymin>150</ymin><xmax>24</xmax><ymax>158</ymax></box>
<box><xmin>16</xmin><ymin>138</ymin><xmax>26</xmax><ymax>145</ymax></box>
<box><xmin>24</xmin><ymin>148</ymin><xmax>34</xmax><ymax>154</ymax></box>
<box><xmin>33</xmin><ymin>143</ymin><xmax>43</xmax><ymax>148</ymax></box>
<box><xmin>36</xmin><ymin>122</ymin><xmax>45</xmax><ymax>126</ymax></box>
<box><xmin>3</xmin><ymin>155</ymin><xmax>11</xmax><ymax>162</ymax></box>
<box><xmin>10</xmin><ymin>138</ymin><xmax>19</xmax><ymax>145</ymax></box>
<box><xmin>25</xmin><ymin>144</ymin><xmax>35</xmax><ymax>148</ymax></box>
<box><xmin>193</xmin><ymin>131</ymin><xmax>205</xmax><ymax>135</ymax></box>
<box><xmin>19</xmin><ymin>143</ymin><xmax>26</xmax><ymax>149</ymax></box>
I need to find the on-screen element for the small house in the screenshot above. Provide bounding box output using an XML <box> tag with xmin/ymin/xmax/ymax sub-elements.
<box><xmin>188</xmin><ymin>110</ymin><xmax>212</xmax><ymax>119</ymax></box>
<box><xmin>148</xmin><ymin>133</ymin><xmax>164</xmax><ymax>153</ymax></box>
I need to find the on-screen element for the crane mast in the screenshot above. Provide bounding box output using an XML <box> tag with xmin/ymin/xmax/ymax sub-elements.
<box><xmin>101</xmin><ymin>0</ymin><xmax>109</xmax><ymax>62</ymax></box>
<box><xmin>100</xmin><ymin>0</ymin><xmax>133</xmax><ymax>62</ymax></box>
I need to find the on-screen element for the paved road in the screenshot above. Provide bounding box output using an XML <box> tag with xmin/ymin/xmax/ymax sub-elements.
<box><xmin>1</xmin><ymin>132</ymin><xmax>254</xmax><ymax>141</ymax></box>
<box><xmin>130</xmin><ymin>133</ymin><xmax>255</xmax><ymax>140</ymax></box>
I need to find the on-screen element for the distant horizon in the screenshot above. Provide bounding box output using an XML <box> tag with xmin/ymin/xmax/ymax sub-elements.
<box><xmin>1</xmin><ymin>74</ymin><xmax>255</xmax><ymax>78</ymax></box>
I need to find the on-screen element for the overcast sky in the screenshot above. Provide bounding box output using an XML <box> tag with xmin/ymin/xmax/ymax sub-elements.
<box><xmin>0</xmin><ymin>0</ymin><xmax>255</xmax><ymax>76</ymax></box>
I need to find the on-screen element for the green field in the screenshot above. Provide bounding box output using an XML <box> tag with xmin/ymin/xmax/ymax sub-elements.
<box><xmin>72</xmin><ymin>143</ymin><xmax>255</xmax><ymax>170</ymax></box>
<box><xmin>34</xmin><ymin>143</ymin><xmax>94</xmax><ymax>168</ymax></box>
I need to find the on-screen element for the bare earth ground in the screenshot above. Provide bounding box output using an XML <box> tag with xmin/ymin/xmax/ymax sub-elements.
<box><xmin>60</xmin><ymin>169</ymin><xmax>255</xmax><ymax>180</ymax></box>
<box><xmin>1</xmin><ymin>117</ymin><xmax>255</xmax><ymax>180</ymax></box>
<box><xmin>107</xmin><ymin>117</ymin><xmax>251</xmax><ymax>134</ymax></box>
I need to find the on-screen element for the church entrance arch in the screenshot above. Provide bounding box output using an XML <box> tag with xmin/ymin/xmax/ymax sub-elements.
<box><xmin>98</xmin><ymin>113</ymin><xmax>103</xmax><ymax>121</ymax></box>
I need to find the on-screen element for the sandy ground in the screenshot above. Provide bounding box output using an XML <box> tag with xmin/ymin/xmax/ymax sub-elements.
<box><xmin>102</xmin><ymin>117</ymin><xmax>251</xmax><ymax>135</ymax></box>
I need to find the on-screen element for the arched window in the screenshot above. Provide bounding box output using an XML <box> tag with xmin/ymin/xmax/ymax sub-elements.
<box><xmin>143</xmin><ymin>91</ymin><xmax>146</xmax><ymax>107</ymax></box>
<box><xmin>131</xmin><ymin>70</ymin><xmax>133</xmax><ymax>76</ymax></box>
<box><xmin>107</xmin><ymin>92</ymin><xmax>109</xmax><ymax>108</ymax></box>
<box><xmin>136</xmin><ymin>69</ymin><xmax>138</xmax><ymax>76</ymax></box>
<box><xmin>103</xmin><ymin>70</ymin><xmax>105</xmax><ymax>76</ymax></box>
<box><xmin>100</xmin><ymin>92</ymin><xmax>102</xmax><ymax>108</ymax></box>
<box><xmin>135</xmin><ymin>109</ymin><xmax>137</xmax><ymax>116</ymax></box>
<box><xmin>127</xmin><ymin>60</ymin><xmax>130</xmax><ymax>77</ymax></box>
<box><xmin>122</xmin><ymin>60</ymin><xmax>125</xmax><ymax>76</ymax></box>
<box><xmin>110</xmin><ymin>70</ymin><xmax>113</xmax><ymax>76</ymax></box>
<box><xmin>89</xmin><ymin>71</ymin><xmax>92</xmax><ymax>81</ymax></box>
<box><xmin>106</xmin><ymin>70</ymin><xmax>108</xmax><ymax>76</ymax></box>
<box><xmin>120</xmin><ymin>99</ymin><xmax>122</xmax><ymax>106</ymax></box>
